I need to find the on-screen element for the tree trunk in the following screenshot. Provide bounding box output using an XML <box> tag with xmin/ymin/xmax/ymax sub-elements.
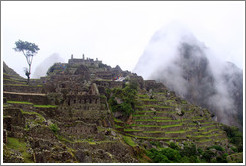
<box><xmin>27</xmin><ymin>75</ymin><xmax>30</xmax><ymax>85</ymax></box>
<box><xmin>26</xmin><ymin>64</ymin><xmax>31</xmax><ymax>85</ymax></box>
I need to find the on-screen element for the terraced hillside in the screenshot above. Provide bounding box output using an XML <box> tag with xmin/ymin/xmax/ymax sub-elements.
<box><xmin>116</xmin><ymin>91</ymin><xmax>228</xmax><ymax>147</ymax></box>
<box><xmin>2</xmin><ymin>59</ymin><xmax>243</xmax><ymax>163</ymax></box>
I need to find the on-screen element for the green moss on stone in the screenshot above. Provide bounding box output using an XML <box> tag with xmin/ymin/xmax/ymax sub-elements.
<box><xmin>6</xmin><ymin>137</ymin><xmax>33</xmax><ymax>163</ymax></box>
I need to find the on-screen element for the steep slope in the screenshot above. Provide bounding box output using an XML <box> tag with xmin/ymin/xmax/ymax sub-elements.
<box><xmin>134</xmin><ymin>24</ymin><xmax>243</xmax><ymax>129</ymax></box>
<box><xmin>3</xmin><ymin>59</ymin><xmax>243</xmax><ymax>163</ymax></box>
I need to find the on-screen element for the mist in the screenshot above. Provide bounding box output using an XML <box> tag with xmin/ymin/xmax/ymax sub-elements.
<box><xmin>32</xmin><ymin>53</ymin><xmax>65</xmax><ymax>78</ymax></box>
<box><xmin>134</xmin><ymin>22</ymin><xmax>243</xmax><ymax>128</ymax></box>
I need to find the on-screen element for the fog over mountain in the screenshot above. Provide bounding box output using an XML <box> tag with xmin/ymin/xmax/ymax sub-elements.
<box><xmin>33</xmin><ymin>53</ymin><xmax>65</xmax><ymax>78</ymax></box>
<box><xmin>134</xmin><ymin>23</ymin><xmax>243</xmax><ymax>129</ymax></box>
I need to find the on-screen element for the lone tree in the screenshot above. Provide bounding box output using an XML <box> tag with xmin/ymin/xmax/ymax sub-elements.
<box><xmin>13</xmin><ymin>40</ymin><xmax>40</xmax><ymax>84</ymax></box>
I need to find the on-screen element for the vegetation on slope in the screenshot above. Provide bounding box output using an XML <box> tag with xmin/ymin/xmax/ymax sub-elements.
<box><xmin>146</xmin><ymin>142</ymin><xmax>230</xmax><ymax>163</ymax></box>
<box><xmin>107</xmin><ymin>80</ymin><xmax>138</xmax><ymax>117</ymax></box>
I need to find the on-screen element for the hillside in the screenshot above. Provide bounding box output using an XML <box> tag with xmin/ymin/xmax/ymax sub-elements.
<box><xmin>2</xmin><ymin>56</ymin><xmax>243</xmax><ymax>163</ymax></box>
<box><xmin>134</xmin><ymin>25</ymin><xmax>243</xmax><ymax>130</ymax></box>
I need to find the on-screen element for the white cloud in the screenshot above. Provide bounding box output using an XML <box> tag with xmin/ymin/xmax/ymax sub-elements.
<box><xmin>1</xmin><ymin>1</ymin><xmax>244</xmax><ymax>78</ymax></box>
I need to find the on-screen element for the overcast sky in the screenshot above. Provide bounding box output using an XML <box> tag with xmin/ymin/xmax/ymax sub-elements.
<box><xmin>1</xmin><ymin>1</ymin><xmax>245</xmax><ymax>78</ymax></box>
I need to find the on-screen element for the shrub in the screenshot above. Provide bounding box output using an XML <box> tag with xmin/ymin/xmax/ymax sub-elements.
<box><xmin>170</xmin><ymin>142</ymin><xmax>180</xmax><ymax>150</ymax></box>
<box><xmin>108</xmin><ymin>82</ymin><xmax>137</xmax><ymax>116</ymax></box>
<box><xmin>223</xmin><ymin>125</ymin><xmax>243</xmax><ymax>152</ymax></box>
<box><xmin>49</xmin><ymin>123</ymin><xmax>59</xmax><ymax>134</ymax></box>
<box><xmin>202</xmin><ymin>150</ymin><xmax>215</xmax><ymax>162</ymax></box>
<box><xmin>180</xmin><ymin>143</ymin><xmax>197</xmax><ymax>157</ymax></box>
<box><xmin>208</xmin><ymin>145</ymin><xmax>224</xmax><ymax>152</ymax></box>
<box><xmin>150</xmin><ymin>141</ymin><xmax>162</xmax><ymax>148</ymax></box>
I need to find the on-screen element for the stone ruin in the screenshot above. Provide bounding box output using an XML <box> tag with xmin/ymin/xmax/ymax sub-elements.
<box><xmin>2</xmin><ymin>54</ymin><xmax>242</xmax><ymax>163</ymax></box>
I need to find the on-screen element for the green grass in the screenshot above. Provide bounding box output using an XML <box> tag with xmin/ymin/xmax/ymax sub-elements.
<box><xmin>122</xmin><ymin>135</ymin><xmax>137</xmax><ymax>147</ymax></box>
<box><xmin>33</xmin><ymin>105</ymin><xmax>57</xmax><ymax>108</ymax></box>
<box><xmin>124</xmin><ymin>129</ymin><xmax>142</xmax><ymax>132</ymax></box>
<box><xmin>135</xmin><ymin>105</ymin><xmax>144</xmax><ymax>109</ymax></box>
<box><xmin>114</xmin><ymin>118</ymin><xmax>124</xmax><ymax>123</ymax></box>
<box><xmin>135</xmin><ymin>119</ymin><xmax>156</xmax><ymax>122</ymax></box>
<box><xmin>125</xmin><ymin>134</ymin><xmax>177</xmax><ymax>140</ymax></box>
<box><xmin>4</xmin><ymin>84</ymin><xmax>29</xmax><ymax>86</ymax></box>
<box><xmin>156</xmin><ymin>119</ymin><xmax>179</xmax><ymax>123</ymax></box>
<box><xmin>135</xmin><ymin>110</ymin><xmax>155</xmax><ymax>114</ymax></box>
<box><xmin>130</xmin><ymin>124</ymin><xmax>160</xmax><ymax>128</ymax></box>
<box><xmin>3</xmin><ymin>78</ymin><xmax>24</xmax><ymax>84</ymax></box>
<box><xmin>165</xmin><ymin>100</ymin><xmax>175</xmax><ymax>103</ymax></box>
<box><xmin>137</xmin><ymin>94</ymin><xmax>149</xmax><ymax>98</ymax></box>
<box><xmin>199</xmin><ymin>125</ymin><xmax>217</xmax><ymax>131</ymax></box>
<box><xmin>200</xmin><ymin>122</ymin><xmax>214</xmax><ymax>125</ymax></box>
<box><xmin>132</xmin><ymin>114</ymin><xmax>149</xmax><ymax>117</ymax></box>
<box><xmin>200</xmin><ymin>129</ymin><xmax>220</xmax><ymax>135</ymax></box>
<box><xmin>153</xmin><ymin>116</ymin><xmax>172</xmax><ymax>120</ymax></box>
<box><xmin>140</xmin><ymin>99</ymin><xmax>158</xmax><ymax>102</ymax></box>
<box><xmin>135</xmin><ymin>119</ymin><xmax>179</xmax><ymax>123</ymax></box>
<box><xmin>153</xmin><ymin>92</ymin><xmax>166</xmax><ymax>95</ymax></box>
<box><xmin>144</xmin><ymin>105</ymin><xmax>172</xmax><ymax>109</ymax></box>
<box><xmin>115</xmin><ymin>124</ymin><xmax>123</xmax><ymax>128</ymax></box>
<box><xmin>196</xmin><ymin>139</ymin><xmax>212</xmax><ymax>143</ymax></box>
<box><xmin>57</xmin><ymin>135</ymin><xmax>73</xmax><ymax>143</ymax></box>
<box><xmin>165</xmin><ymin>130</ymin><xmax>186</xmax><ymax>134</ymax></box>
<box><xmin>143</xmin><ymin>131</ymin><xmax>165</xmax><ymax>134</ymax></box>
<box><xmin>7</xmin><ymin>101</ymin><xmax>33</xmax><ymax>105</ymax></box>
<box><xmin>20</xmin><ymin>109</ymin><xmax>45</xmax><ymax>123</ymax></box>
<box><xmin>161</xmin><ymin>123</ymin><xmax>183</xmax><ymax>129</ymax></box>
<box><xmin>6</xmin><ymin>137</ymin><xmax>33</xmax><ymax>163</ymax></box>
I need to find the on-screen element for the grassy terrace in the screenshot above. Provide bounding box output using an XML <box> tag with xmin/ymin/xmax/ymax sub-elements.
<box><xmin>161</xmin><ymin>123</ymin><xmax>183</xmax><ymax>129</ymax></box>
<box><xmin>4</xmin><ymin>84</ymin><xmax>43</xmax><ymax>87</ymax></box>
<box><xmin>137</xmin><ymin>94</ymin><xmax>149</xmax><ymax>98</ymax></box>
<box><xmin>4</xmin><ymin>84</ymin><xmax>29</xmax><ymax>87</ymax></box>
<box><xmin>124</xmin><ymin>129</ymin><xmax>142</xmax><ymax>132</ymax></box>
<box><xmin>6</xmin><ymin>101</ymin><xmax>57</xmax><ymax>108</ymax></box>
<box><xmin>196</xmin><ymin>128</ymin><xmax>220</xmax><ymax>135</ymax></box>
<box><xmin>196</xmin><ymin>139</ymin><xmax>212</xmax><ymax>143</ymax></box>
<box><xmin>200</xmin><ymin>122</ymin><xmax>215</xmax><ymax>125</ymax></box>
<box><xmin>144</xmin><ymin>105</ymin><xmax>172</xmax><ymax>109</ymax></box>
<box><xmin>198</xmin><ymin>125</ymin><xmax>217</xmax><ymax>131</ymax></box>
<box><xmin>3</xmin><ymin>78</ymin><xmax>25</xmax><ymax>84</ymax></box>
<box><xmin>135</xmin><ymin>110</ymin><xmax>155</xmax><ymax>113</ymax></box>
<box><xmin>143</xmin><ymin>131</ymin><xmax>165</xmax><ymax>134</ymax></box>
<box><xmin>115</xmin><ymin>124</ymin><xmax>123</xmax><ymax>128</ymax></box>
<box><xmin>135</xmin><ymin>119</ymin><xmax>179</xmax><ymax>122</ymax></box>
<box><xmin>129</xmin><ymin>124</ymin><xmax>160</xmax><ymax>128</ymax></box>
<box><xmin>139</xmin><ymin>98</ymin><xmax>158</xmax><ymax>102</ymax></box>
<box><xmin>134</xmin><ymin>110</ymin><xmax>174</xmax><ymax>115</ymax></box>
<box><xmin>191</xmin><ymin>133</ymin><xmax>222</xmax><ymax>138</ymax></box>
<box><xmin>125</xmin><ymin>133</ymin><xmax>185</xmax><ymax>140</ymax></box>
<box><xmin>122</xmin><ymin>135</ymin><xmax>137</xmax><ymax>147</ymax></box>
<box><xmin>33</xmin><ymin>105</ymin><xmax>57</xmax><ymax>108</ymax></box>
<box><xmin>153</xmin><ymin>117</ymin><xmax>172</xmax><ymax>120</ymax></box>
<box><xmin>132</xmin><ymin>114</ymin><xmax>150</xmax><ymax>117</ymax></box>
<box><xmin>113</xmin><ymin>118</ymin><xmax>124</xmax><ymax>123</ymax></box>
<box><xmin>20</xmin><ymin>109</ymin><xmax>46</xmax><ymax>123</ymax></box>
<box><xmin>7</xmin><ymin>101</ymin><xmax>33</xmax><ymax>105</ymax></box>
<box><xmin>165</xmin><ymin>130</ymin><xmax>186</xmax><ymax>134</ymax></box>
